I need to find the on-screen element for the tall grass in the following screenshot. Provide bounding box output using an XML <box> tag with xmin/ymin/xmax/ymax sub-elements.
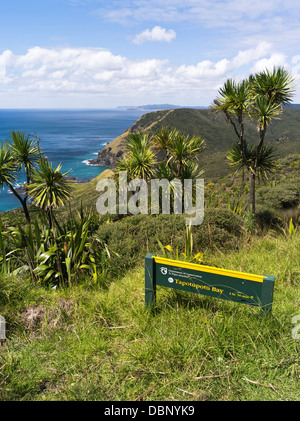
<box><xmin>0</xmin><ymin>231</ymin><xmax>299</xmax><ymax>401</ymax></box>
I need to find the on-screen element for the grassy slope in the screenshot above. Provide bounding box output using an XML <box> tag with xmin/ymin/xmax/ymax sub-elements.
<box><xmin>67</xmin><ymin>169</ymin><xmax>114</xmax><ymax>213</ymax></box>
<box><xmin>1</xmin><ymin>233</ymin><xmax>299</xmax><ymax>401</ymax></box>
<box><xmin>97</xmin><ymin>108</ymin><xmax>300</xmax><ymax>177</ymax></box>
<box><xmin>1</xmin><ymin>110</ymin><xmax>300</xmax><ymax>401</ymax></box>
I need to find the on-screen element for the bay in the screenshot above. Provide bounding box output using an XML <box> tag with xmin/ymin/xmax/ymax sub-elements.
<box><xmin>0</xmin><ymin>109</ymin><xmax>145</xmax><ymax>212</ymax></box>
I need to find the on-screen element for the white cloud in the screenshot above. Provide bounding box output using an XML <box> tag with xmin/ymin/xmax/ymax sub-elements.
<box><xmin>132</xmin><ymin>26</ymin><xmax>176</xmax><ymax>44</ymax></box>
<box><xmin>0</xmin><ymin>47</ymin><xmax>167</xmax><ymax>96</ymax></box>
<box><xmin>0</xmin><ymin>43</ymin><xmax>298</xmax><ymax>106</ymax></box>
<box><xmin>250</xmin><ymin>53</ymin><xmax>288</xmax><ymax>73</ymax></box>
<box><xmin>98</xmin><ymin>0</ymin><xmax>300</xmax><ymax>27</ymax></box>
<box><xmin>231</xmin><ymin>42</ymin><xmax>272</xmax><ymax>68</ymax></box>
<box><xmin>291</xmin><ymin>56</ymin><xmax>300</xmax><ymax>84</ymax></box>
<box><xmin>174</xmin><ymin>42</ymin><xmax>276</xmax><ymax>81</ymax></box>
<box><xmin>97</xmin><ymin>0</ymin><xmax>300</xmax><ymax>56</ymax></box>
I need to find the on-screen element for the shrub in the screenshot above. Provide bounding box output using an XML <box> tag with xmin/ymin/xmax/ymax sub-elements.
<box><xmin>96</xmin><ymin>209</ymin><xmax>244</xmax><ymax>279</ymax></box>
<box><xmin>256</xmin><ymin>184</ymin><xmax>300</xmax><ymax>210</ymax></box>
<box><xmin>255</xmin><ymin>207</ymin><xmax>279</xmax><ymax>231</ymax></box>
<box><xmin>0</xmin><ymin>211</ymin><xmax>113</xmax><ymax>287</ymax></box>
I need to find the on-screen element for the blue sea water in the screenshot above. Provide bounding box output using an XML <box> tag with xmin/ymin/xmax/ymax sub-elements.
<box><xmin>0</xmin><ymin>109</ymin><xmax>146</xmax><ymax>213</ymax></box>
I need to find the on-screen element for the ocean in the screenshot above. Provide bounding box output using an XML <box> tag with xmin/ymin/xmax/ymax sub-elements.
<box><xmin>0</xmin><ymin>109</ymin><xmax>146</xmax><ymax>213</ymax></box>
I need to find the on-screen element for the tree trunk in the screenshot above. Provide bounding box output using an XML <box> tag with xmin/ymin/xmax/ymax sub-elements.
<box><xmin>20</xmin><ymin>199</ymin><xmax>31</xmax><ymax>224</ymax></box>
<box><xmin>248</xmin><ymin>169</ymin><xmax>255</xmax><ymax>214</ymax></box>
<box><xmin>8</xmin><ymin>184</ymin><xmax>31</xmax><ymax>224</ymax></box>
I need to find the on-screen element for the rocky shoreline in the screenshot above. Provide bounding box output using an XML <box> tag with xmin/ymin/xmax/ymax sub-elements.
<box><xmin>87</xmin><ymin>146</ymin><xmax>123</xmax><ymax>168</ymax></box>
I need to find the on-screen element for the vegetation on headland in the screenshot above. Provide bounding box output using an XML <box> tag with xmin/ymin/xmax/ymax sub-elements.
<box><xmin>1</xmin><ymin>67</ymin><xmax>300</xmax><ymax>401</ymax></box>
<box><xmin>212</xmin><ymin>67</ymin><xmax>295</xmax><ymax>213</ymax></box>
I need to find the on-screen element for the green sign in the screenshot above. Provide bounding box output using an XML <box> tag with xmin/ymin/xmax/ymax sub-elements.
<box><xmin>145</xmin><ymin>254</ymin><xmax>275</xmax><ymax>317</ymax></box>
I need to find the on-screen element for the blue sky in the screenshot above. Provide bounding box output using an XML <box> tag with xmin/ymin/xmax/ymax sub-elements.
<box><xmin>1</xmin><ymin>0</ymin><xmax>300</xmax><ymax>108</ymax></box>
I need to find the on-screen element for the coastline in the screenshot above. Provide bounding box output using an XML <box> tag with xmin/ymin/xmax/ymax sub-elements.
<box><xmin>0</xmin><ymin>108</ymin><xmax>146</xmax><ymax>214</ymax></box>
<box><xmin>85</xmin><ymin>152</ymin><xmax>116</xmax><ymax>168</ymax></box>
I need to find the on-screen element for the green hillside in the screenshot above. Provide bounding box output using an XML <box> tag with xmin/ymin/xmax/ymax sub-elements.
<box><xmin>2</xmin><ymin>108</ymin><xmax>300</xmax><ymax>402</ymax></box>
<box><xmin>93</xmin><ymin>108</ymin><xmax>300</xmax><ymax>177</ymax></box>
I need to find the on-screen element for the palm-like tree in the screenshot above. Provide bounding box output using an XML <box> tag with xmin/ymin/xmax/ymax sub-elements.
<box><xmin>212</xmin><ymin>66</ymin><xmax>295</xmax><ymax>213</ymax></box>
<box><xmin>7</xmin><ymin>131</ymin><xmax>41</xmax><ymax>222</ymax></box>
<box><xmin>0</xmin><ymin>142</ymin><xmax>32</xmax><ymax>223</ymax></box>
<box><xmin>8</xmin><ymin>131</ymin><xmax>40</xmax><ymax>183</ymax></box>
<box><xmin>168</xmin><ymin>133</ymin><xmax>201</xmax><ymax>178</ymax></box>
<box><xmin>152</xmin><ymin>127</ymin><xmax>178</xmax><ymax>161</ymax></box>
<box><xmin>28</xmin><ymin>160</ymin><xmax>72</xmax><ymax>227</ymax></box>
<box><xmin>163</xmin><ymin>131</ymin><xmax>205</xmax><ymax>180</ymax></box>
<box><xmin>151</xmin><ymin>129</ymin><xmax>204</xmax><ymax>215</ymax></box>
<box><xmin>152</xmin><ymin>127</ymin><xmax>205</xmax><ymax>180</ymax></box>
<box><xmin>126</xmin><ymin>132</ymin><xmax>150</xmax><ymax>153</ymax></box>
<box><xmin>213</xmin><ymin>79</ymin><xmax>250</xmax><ymax>161</ymax></box>
<box><xmin>115</xmin><ymin>132</ymin><xmax>155</xmax><ymax>182</ymax></box>
<box><xmin>227</xmin><ymin>140</ymin><xmax>278</xmax><ymax>182</ymax></box>
<box><xmin>179</xmin><ymin>161</ymin><xmax>204</xmax><ymax>180</ymax></box>
<box><xmin>0</xmin><ymin>144</ymin><xmax>18</xmax><ymax>188</ymax></box>
<box><xmin>249</xmin><ymin>67</ymin><xmax>295</xmax><ymax>105</ymax></box>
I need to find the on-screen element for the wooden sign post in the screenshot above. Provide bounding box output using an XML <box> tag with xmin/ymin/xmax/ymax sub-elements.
<box><xmin>145</xmin><ymin>255</ymin><xmax>275</xmax><ymax>317</ymax></box>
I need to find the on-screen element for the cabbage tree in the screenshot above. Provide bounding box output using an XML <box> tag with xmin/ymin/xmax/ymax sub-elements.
<box><xmin>212</xmin><ymin>67</ymin><xmax>295</xmax><ymax>213</ymax></box>
<box><xmin>29</xmin><ymin>159</ymin><xmax>72</xmax><ymax>228</ymax></box>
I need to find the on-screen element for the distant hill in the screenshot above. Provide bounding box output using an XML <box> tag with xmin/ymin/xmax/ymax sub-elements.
<box><xmin>90</xmin><ymin>107</ymin><xmax>300</xmax><ymax>178</ymax></box>
<box><xmin>285</xmin><ymin>104</ymin><xmax>300</xmax><ymax>109</ymax></box>
<box><xmin>116</xmin><ymin>104</ymin><xmax>208</xmax><ymax>111</ymax></box>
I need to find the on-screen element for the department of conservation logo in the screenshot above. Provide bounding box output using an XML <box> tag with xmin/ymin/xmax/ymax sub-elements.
<box><xmin>160</xmin><ymin>267</ymin><xmax>168</xmax><ymax>275</ymax></box>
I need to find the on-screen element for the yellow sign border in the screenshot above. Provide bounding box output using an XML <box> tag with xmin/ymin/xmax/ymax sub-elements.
<box><xmin>153</xmin><ymin>256</ymin><xmax>264</xmax><ymax>283</ymax></box>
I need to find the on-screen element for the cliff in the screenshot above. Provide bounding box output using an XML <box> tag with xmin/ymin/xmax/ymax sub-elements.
<box><xmin>88</xmin><ymin>107</ymin><xmax>300</xmax><ymax>177</ymax></box>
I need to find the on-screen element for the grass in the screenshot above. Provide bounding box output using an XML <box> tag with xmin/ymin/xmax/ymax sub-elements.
<box><xmin>1</xmin><ymin>231</ymin><xmax>299</xmax><ymax>401</ymax></box>
<box><xmin>96</xmin><ymin>108</ymin><xmax>300</xmax><ymax>178</ymax></box>
<box><xmin>2</xmin><ymin>107</ymin><xmax>300</xmax><ymax>402</ymax></box>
